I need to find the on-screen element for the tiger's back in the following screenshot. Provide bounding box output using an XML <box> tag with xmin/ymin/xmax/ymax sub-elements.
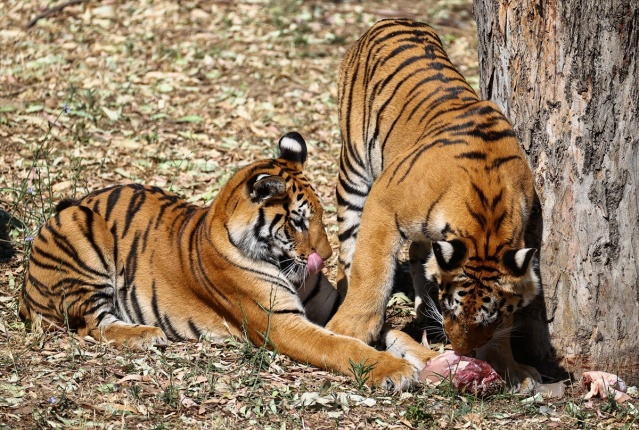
<box><xmin>328</xmin><ymin>19</ymin><xmax>541</xmax><ymax>390</ymax></box>
<box><xmin>337</xmin><ymin>19</ymin><xmax>529</xmax><ymax>191</ymax></box>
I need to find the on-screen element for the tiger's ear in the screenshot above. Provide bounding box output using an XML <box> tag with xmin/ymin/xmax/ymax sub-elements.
<box><xmin>249</xmin><ymin>174</ymin><xmax>287</xmax><ymax>203</ymax></box>
<box><xmin>503</xmin><ymin>248</ymin><xmax>537</xmax><ymax>277</ymax></box>
<box><xmin>278</xmin><ymin>132</ymin><xmax>307</xmax><ymax>165</ymax></box>
<box><xmin>432</xmin><ymin>239</ymin><xmax>466</xmax><ymax>271</ymax></box>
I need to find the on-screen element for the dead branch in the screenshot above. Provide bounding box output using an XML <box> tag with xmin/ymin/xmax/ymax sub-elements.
<box><xmin>26</xmin><ymin>0</ymin><xmax>87</xmax><ymax>29</ymax></box>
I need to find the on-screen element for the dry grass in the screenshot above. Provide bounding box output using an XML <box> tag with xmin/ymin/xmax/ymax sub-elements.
<box><xmin>1</xmin><ymin>0</ymin><xmax>637</xmax><ymax>428</ymax></box>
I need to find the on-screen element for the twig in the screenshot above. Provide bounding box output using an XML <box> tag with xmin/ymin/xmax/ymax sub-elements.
<box><xmin>26</xmin><ymin>0</ymin><xmax>87</xmax><ymax>29</ymax></box>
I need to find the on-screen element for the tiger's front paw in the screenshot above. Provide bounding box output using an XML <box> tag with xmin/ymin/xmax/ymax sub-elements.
<box><xmin>504</xmin><ymin>363</ymin><xmax>542</xmax><ymax>394</ymax></box>
<box><xmin>326</xmin><ymin>312</ymin><xmax>382</xmax><ymax>344</ymax></box>
<box><xmin>368</xmin><ymin>352</ymin><xmax>419</xmax><ymax>391</ymax></box>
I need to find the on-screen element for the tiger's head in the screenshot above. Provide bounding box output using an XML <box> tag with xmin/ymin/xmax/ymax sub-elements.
<box><xmin>425</xmin><ymin>239</ymin><xmax>539</xmax><ymax>355</ymax></box>
<box><xmin>224</xmin><ymin>132</ymin><xmax>332</xmax><ymax>287</ymax></box>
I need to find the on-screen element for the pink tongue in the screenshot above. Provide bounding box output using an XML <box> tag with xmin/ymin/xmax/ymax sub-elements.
<box><xmin>306</xmin><ymin>252</ymin><xmax>324</xmax><ymax>274</ymax></box>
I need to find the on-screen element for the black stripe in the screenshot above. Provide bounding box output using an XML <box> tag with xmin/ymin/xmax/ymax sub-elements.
<box><xmin>338</xmin><ymin>174</ymin><xmax>369</xmax><ymax>198</ymax></box>
<box><xmin>188</xmin><ymin>319</ymin><xmax>203</xmax><ymax>339</ymax></box>
<box><xmin>128</xmin><ymin>279</ymin><xmax>145</xmax><ymax>325</ymax></box>
<box><xmin>125</xmin><ymin>232</ymin><xmax>141</xmax><ymax>287</ymax></box>
<box><xmin>490</xmin><ymin>155</ymin><xmax>520</xmax><ymax>169</ymax></box>
<box><xmin>342</xmin><ymin>60</ymin><xmax>366</xmax><ymax>169</ymax></box>
<box><xmin>465</xmin><ymin>202</ymin><xmax>487</xmax><ymax>227</ymax></box>
<box><xmin>394</xmin><ymin>213</ymin><xmax>407</xmax><ymax>240</ymax></box>
<box><xmin>161</xmin><ymin>312</ymin><xmax>182</xmax><ymax>340</ymax></box>
<box><xmin>340</xmin><ymin>138</ymin><xmax>368</xmax><ymax>180</ymax></box>
<box><xmin>388</xmin><ymin>143</ymin><xmax>427</xmax><ymax>185</ymax></box>
<box><xmin>469</xmin><ymin>128</ymin><xmax>517</xmax><ymax>142</ymax></box>
<box><xmin>105</xmin><ymin>186</ymin><xmax>123</xmax><ymax>222</ymax></box>
<box><xmin>465</xmin><ymin>265</ymin><xmax>500</xmax><ymax>273</ymax></box>
<box><xmin>272</xmin><ymin>309</ymin><xmax>304</xmax><ymax>316</ymax></box>
<box><xmin>110</xmin><ymin>222</ymin><xmax>119</xmax><ymax>271</ymax></box>
<box><xmin>123</xmin><ymin>189</ymin><xmax>146</xmax><ymax>238</ymax></box>
<box><xmin>34</xmin><ymin>236</ymin><xmax>106</xmax><ymax>279</ymax></box>
<box><xmin>493</xmin><ymin>211</ymin><xmax>507</xmax><ymax>232</ymax></box>
<box><xmin>491</xmin><ymin>190</ymin><xmax>504</xmax><ymax>210</ymax></box>
<box><xmin>141</xmin><ymin>221</ymin><xmax>153</xmax><ymax>253</ymax></box>
<box><xmin>79</xmin><ymin>206</ymin><xmax>110</xmax><ymax>271</ymax></box>
<box><xmin>459</xmin><ymin>104</ymin><xmax>496</xmax><ymax>118</ymax></box>
<box><xmin>455</xmin><ymin>151</ymin><xmax>487</xmax><ymax>160</ymax></box>
<box><xmin>484</xmin><ymin>230</ymin><xmax>491</xmax><ymax>258</ymax></box>
<box><xmin>336</xmin><ymin>188</ymin><xmax>364</xmax><ymax>212</ymax></box>
<box><xmin>337</xmin><ymin>224</ymin><xmax>358</xmax><ymax>242</ymax></box>
<box><xmin>471</xmin><ymin>182</ymin><xmax>489</xmax><ymax>209</ymax></box>
<box><xmin>150</xmin><ymin>281</ymin><xmax>164</xmax><ymax>332</ymax></box>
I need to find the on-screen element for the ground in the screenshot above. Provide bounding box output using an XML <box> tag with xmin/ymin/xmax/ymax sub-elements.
<box><xmin>0</xmin><ymin>0</ymin><xmax>638</xmax><ymax>428</ymax></box>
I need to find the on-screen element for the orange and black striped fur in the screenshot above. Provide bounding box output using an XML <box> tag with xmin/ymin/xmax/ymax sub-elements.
<box><xmin>325</xmin><ymin>19</ymin><xmax>541</xmax><ymax>389</ymax></box>
<box><xmin>20</xmin><ymin>132</ymin><xmax>438</xmax><ymax>389</ymax></box>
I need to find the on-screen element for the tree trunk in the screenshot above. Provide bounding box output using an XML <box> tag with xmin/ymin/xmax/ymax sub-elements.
<box><xmin>473</xmin><ymin>0</ymin><xmax>639</xmax><ymax>384</ymax></box>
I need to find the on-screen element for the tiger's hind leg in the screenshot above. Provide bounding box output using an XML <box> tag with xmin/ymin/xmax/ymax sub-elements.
<box><xmin>21</xmin><ymin>205</ymin><xmax>167</xmax><ymax>349</ymax></box>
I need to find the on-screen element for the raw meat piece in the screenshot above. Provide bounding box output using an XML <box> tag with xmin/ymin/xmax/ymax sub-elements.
<box><xmin>582</xmin><ymin>371</ymin><xmax>630</xmax><ymax>403</ymax></box>
<box><xmin>420</xmin><ymin>350</ymin><xmax>503</xmax><ymax>396</ymax></box>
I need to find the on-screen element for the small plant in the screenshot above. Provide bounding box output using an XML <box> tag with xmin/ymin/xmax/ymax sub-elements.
<box><xmin>348</xmin><ymin>358</ymin><xmax>376</xmax><ymax>392</ymax></box>
<box><xmin>128</xmin><ymin>384</ymin><xmax>141</xmax><ymax>400</ymax></box>
<box><xmin>238</xmin><ymin>317</ymin><xmax>276</xmax><ymax>375</ymax></box>
<box><xmin>238</xmin><ymin>286</ymin><xmax>279</xmax><ymax>376</ymax></box>
<box><xmin>160</xmin><ymin>380</ymin><xmax>179</xmax><ymax>409</ymax></box>
<box><xmin>405</xmin><ymin>398</ymin><xmax>435</xmax><ymax>426</ymax></box>
<box><xmin>565</xmin><ymin>400</ymin><xmax>590</xmax><ymax>424</ymax></box>
<box><xmin>97</xmin><ymin>383</ymin><xmax>118</xmax><ymax>394</ymax></box>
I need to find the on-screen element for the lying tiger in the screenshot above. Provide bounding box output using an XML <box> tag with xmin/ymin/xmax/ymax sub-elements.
<box><xmin>326</xmin><ymin>19</ymin><xmax>542</xmax><ymax>390</ymax></box>
<box><xmin>19</xmin><ymin>132</ymin><xmax>438</xmax><ymax>390</ymax></box>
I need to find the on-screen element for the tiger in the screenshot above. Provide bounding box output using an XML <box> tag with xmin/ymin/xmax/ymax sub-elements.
<box><xmin>19</xmin><ymin>131</ymin><xmax>439</xmax><ymax>390</ymax></box>
<box><xmin>324</xmin><ymin>19</ymin><xmax>542</xmax><ymax>390</ymax></box>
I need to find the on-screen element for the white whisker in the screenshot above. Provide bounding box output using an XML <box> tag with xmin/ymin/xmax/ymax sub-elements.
<box><xmin>425</xmin><ymin>324</ymin><xmax>448</xmax><ymax>344</ymax></box>
<box><xmin>420</xmin><ymin>296</ymin><xmax>443</xmax><ymax>324</ymax></box>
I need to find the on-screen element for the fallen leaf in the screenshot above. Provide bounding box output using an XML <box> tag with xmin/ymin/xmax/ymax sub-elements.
<box><xmin>179</xmin><ymin>391</ymin><xmax>198</xmax><ymax>408</ymax></box>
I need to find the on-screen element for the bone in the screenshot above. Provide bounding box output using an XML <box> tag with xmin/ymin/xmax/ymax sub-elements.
<box><xmin>582</xmin><ymin>371</ymin><xmax>631</xmax><ymax>403</ymax></box>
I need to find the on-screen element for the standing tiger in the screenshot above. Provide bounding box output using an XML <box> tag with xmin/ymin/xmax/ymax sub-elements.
<box><xmin>325</xmin><ymin>19</ymin><xmax>542</xmax><ymax>390</ymax></box>
<box><xmin>20</xmin><ymin>132</ymin><xmax>438</xmax><ymax>390</ymax></box>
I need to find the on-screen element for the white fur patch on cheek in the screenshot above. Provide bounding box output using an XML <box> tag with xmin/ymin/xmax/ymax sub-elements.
<box><xmin>521</xmin><ymin>269</ymin><xmax>541</xmax><ymax>306</ymax></box>
<box><xmin>452</xmin><ymin>303</ymin><xmax>463</xmax><ymax>317</ymax></box>
<box><xmin>424</xmin><ymin>256</ymin><xmax>439</xmax><ymax>281</ymax></box>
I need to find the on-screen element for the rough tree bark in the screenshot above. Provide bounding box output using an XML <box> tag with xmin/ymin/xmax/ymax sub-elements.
<box><xmin>472</xmin><ymin>0</ymin><xmax>639</xmax><ymax>384</ymax></box>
